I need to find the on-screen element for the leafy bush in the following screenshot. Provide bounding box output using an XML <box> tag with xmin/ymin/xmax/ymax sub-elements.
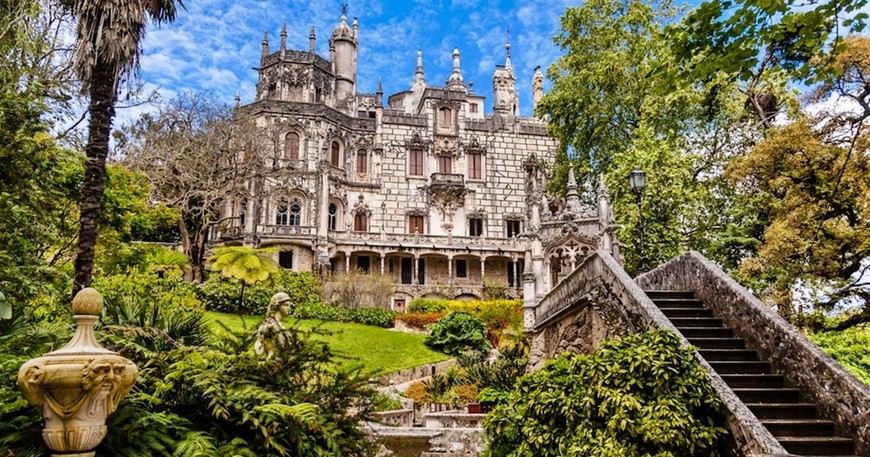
<box><xmin>408</xmin><ymin>297</ymin><xmax>449</xmax><ymax>313</ymax></box>
<box><xmin>198</xmin><ymin>270</ymin><xmax>321</xmax><ymax>314</ymax></box>
<box><xmin>371</xmin><ymin>392</ymin><xmax>405</xmax><ymax>412</ymax></box>
<box><xmin>323</xmin><ymin>271</ymin><xmax>394</xmax><ymax>309</ymax></box>
<box><xmin>483</xmin><ymin>329</ymin><xmax>726</xmax><ymax>457</ymax></box>
<box><xmin>450</xmin><ymin>384</ymin><xmax>480</xmax><ymax>407</ymax></box>
<box><xmin>809</xmin><ymin>328</ymin><xmax>870</xmax><ymax>384</ymax></box>
<box><xmin>477</xmin><ymin>387</ymin><xmax>510</xmax><ymax>407</ymax></box>
<box><xmin>396</xmin><ymin>311</ymin><xmax>445</xmax><ymax>328</ymax></box>
<box><xmin>293</xmin><ymin>302</ymin><xmax>397</xmax><ymax>328</ymax></box>
<box><xmin>404</xmin><ymin>381</ymin><xmax>431</xmax><ymax>404</ymax></box>
<box><xmin>425</xmin><ymin>311</ymin><xmax>490</xmax><ymax>355</ymax></box>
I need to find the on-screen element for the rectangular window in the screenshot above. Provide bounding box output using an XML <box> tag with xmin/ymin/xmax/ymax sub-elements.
<box><xmin>356</xmin><ymin>150</ymin><xmax>368</xmax><ymax>174</ymax></box>
<box><xmin>279</xmin><ymin>251</ymin><xmax>294</xmax><ymax>269</ymax></box>
<box><xmin>409</xmin><ymin>215</ymin><xmax>425</xmax><ymax>234</ymax></box>
<box><xmin>438</xmin><ymin>155</ymin><xmax>452</xmax><ymax>173</ymax></box>
<box><xmin>469</xmin><ymin>103</ymin><xmax>478</xmax><ymax>113</ymax></box>
<box><xmin>354</xmin><ymin>213</ymin><xmax>368</xmax><ymax>232</ymax></box>
<box><xmin>468</xmin><ymin>152</ymin><xmax>482</xmax><ymax>179</ymax></box>
<box><xmin>456</xmin><ymin>259</ymin><xmax>467</xmax><ymax>278</ymax></box>
<box><xmin>506</xmin><ymin>220</ymin><xmax>521</xmax><ymax>238</ymax></box>
<box><xmin>469</xmin><ymin>218</ymin><xmax>483</xmax><ymax>237</ymax></box>
<box><xmin>409</xmin><ymin>148</ymin><xmax>424</xmax><ymax>176</ymax></box>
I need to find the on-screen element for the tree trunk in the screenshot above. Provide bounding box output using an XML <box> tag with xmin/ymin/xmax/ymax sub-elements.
<box><xmin>72</xmin><ymin>60</ymin><xmax>117</xmax><ymax>297</ymax></box>
<box><xmin>178</xmin><ymin>217</ymin><xmax>194</xmax><ymax>281</ymax></box>
<box><xmin>238</xmin><ymin>281</ymin><xmax>246</xmax><ymax>314</ymax></box>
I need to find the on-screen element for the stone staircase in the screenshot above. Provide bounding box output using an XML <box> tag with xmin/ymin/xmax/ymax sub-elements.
<box><xmin>647</xmin><ymin>290</ymin><xmax>857</xmax><ymax>457</ymax></box>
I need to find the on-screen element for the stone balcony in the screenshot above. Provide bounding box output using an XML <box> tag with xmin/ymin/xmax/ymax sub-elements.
<box><xmin>428</xmin><ymin>172</ymin><xmax>465</xmax><ymax>190</ymax></box>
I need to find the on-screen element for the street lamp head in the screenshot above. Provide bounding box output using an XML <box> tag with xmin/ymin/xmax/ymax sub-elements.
<box><xmin>629</xmin><ymin>167</ymin><xmax>646</xmax><ymax>192</ymax></box>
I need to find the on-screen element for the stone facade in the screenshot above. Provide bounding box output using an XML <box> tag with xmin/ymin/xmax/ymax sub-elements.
<box><xmin>217</xmin><ymin>10</ymin><xmax>620</xmax><ymax>307</ymax></box>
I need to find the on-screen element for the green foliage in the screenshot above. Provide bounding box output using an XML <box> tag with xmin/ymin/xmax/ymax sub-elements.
<box><xmin>809</xmin><ymin>328</ymin><xmax>870</xmax><ymax>385</ymax></box>
<box><xmin>458</xmin><ymin>346</ymin><xmax>528</xmax><ymax>392</ymax></box>
<box><xmin>477</xmin><ymin>387</ymin><xmax>510</xmax><ymax>407</ymax></box>
<box><xmin>198</xmin><ymin>270</ymin><xmax>322</xmax><ymax>315</ymax></box>
<box><xmin>483</xmin><ymin>329</ymin><xmax>726</xmax><ymax>457</ymax></box>
<box><xmin>209</xmin><ymin>247</ymin><xmax>280</xmax><ymax>285</ymax></box>
<box><xmin>408</xmin><ymin>297</ymin><xmax>449</xmax><ymax>314</ymax></box>
<box><xmin>371</xmin><ymin>391</ymin><xmax>404</xmax><ymax>412</ymax></box>
<box><xmin>293</xmin><ymin>302</ymin><xmax>397</xmax><ymax>328</ymax></box>
<box><xmin>323</xmin><ymin>271</ymin><xmax>394</xmax><ymax>309</ymax></box>
<box><xmin>425</xmin><ymin>311</ymin><xmax>490</xmax><ymax>356</ymax></box>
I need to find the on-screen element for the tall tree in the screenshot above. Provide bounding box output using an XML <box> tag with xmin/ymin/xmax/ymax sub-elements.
<box><xmin>667</xmin><ymin>0</ymin><xmax>869</xmax><ymax>127</ymax></box>
<box><xmin>537</xmin><ymin>0</ymin><xmax>747</xmax><ymax>273</ymax></box>
<box><xmin>208</xmin><ymin>246</ymin><xmax>280</xmax><ymax>311</ymax></box>
<box><xmin>68</xmin><ymin>0</ymin><xmax>183</xmax><ymax>296</ymax></box>
<box><xmin>117</xmin><ymin>92</ymin><xmax>267</xmax><ymax>281</ymax></box>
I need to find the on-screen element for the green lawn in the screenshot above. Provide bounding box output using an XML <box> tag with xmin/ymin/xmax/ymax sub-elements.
<box><xmin>204</xmin><ymin>311</ymin><xmax>449</xmax><ymax>376</ymax></box>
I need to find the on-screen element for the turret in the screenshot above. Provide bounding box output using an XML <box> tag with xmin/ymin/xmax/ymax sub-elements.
<box><xmin>279</xmin><ymin>22</ymin><xmax>287</xmax><ymax>57</ymax></box>
<box><xmin>493</xmin><ymin>39</ymin><xmax>517</xmax><ymax>114</ymax></box>
<box><xmin>532</xmin><ymin>65</ymin><xmax>544</xmax><ymax>114</ymax></box>
<box><xmin>330</xmin><ymin>5</ymin><xmax>358</xmax><ymax>111</ymax></box>
<box><xmin>309</xmin><ymin>26</ymin><xmax>316</xmax><ymax>59</ymax></box>
<box><xmin>261</xmin><ymin>32</ymin><xmax>269</xmax><ymax>60</ymax></box>
<box><xmin>445</xmin><ymin>48</ymin><xmax>466</xmax><ymax>92</ymax></box>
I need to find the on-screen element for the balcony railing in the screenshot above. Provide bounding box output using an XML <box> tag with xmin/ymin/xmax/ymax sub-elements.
<box><xmin>329</xmin><ymin>230</ymin><xmax>526</xmax><ymax>251</ymax></box>
<box><xmin>429</xmin><ymin>172</ymin><xmax>465</xmax><ymax>188</ymax></box>
<box><xmin>256</xmin><ymin>224</ymin><xmax>315</xmax><ymax>237</ymax></box>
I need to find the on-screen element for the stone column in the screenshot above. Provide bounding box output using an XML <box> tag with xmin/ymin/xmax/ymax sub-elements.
<box><xmin>345</xmin><ymin>253</ymin><xmax>351</xmax><ymax>273</ymax></box>
<box><xmin>380</xmin><ymin>252</ymin><xmax>386</xmax><ymax>274</ymax></box>
<box><xmin>18</xmin><ymin>288</ymin><xmax>137</xmax><ymax>457</ymax></box>
<box><xmin>447</xmin><ymin>255</ymin><xmax>453</xmax><ymax>286</ymax></box>
<box><xmin>480</xmin><ymin>257</ymin><xmax>486</xmax><ymax>282</ymax></box>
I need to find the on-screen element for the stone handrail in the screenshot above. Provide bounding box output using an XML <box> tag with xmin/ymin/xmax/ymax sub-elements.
<box><xmin>328</xmin><ymin>231</ymin><xmax>525</xmax><ymax>251</ymax></box>
<box><xmin>256</xmin><ymin>224</ymin><xmax>315</xmax><ymax>237</ymax></box>
<box><xmin>530</xmin><ymin>250</ymin><xmax>789</xmax><ymax>456</ymax></box>
<box><xmin>637</xmin><ymin>251</ymin><xmax>870</xmax><ymax>455</ymax></box>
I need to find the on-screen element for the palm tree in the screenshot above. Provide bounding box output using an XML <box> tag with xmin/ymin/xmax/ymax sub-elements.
<box><xmin>208</xmin><ymin>247</ymin><xmax>281</xmax><ymax>312</ymax></box>
<box><xmin>69</xmin><ymin>0</ymin><xmax>184</xmax><ymax>297</ymax></box>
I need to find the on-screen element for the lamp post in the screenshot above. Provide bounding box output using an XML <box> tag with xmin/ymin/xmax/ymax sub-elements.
<box><xmin>629</xmin><ymin>167</ymin><xmax>650</xmax><ymax>274</ymax></box>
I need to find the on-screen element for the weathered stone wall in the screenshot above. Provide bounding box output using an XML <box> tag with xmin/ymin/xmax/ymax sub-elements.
<box><xmin>377</xmin><ymin>359</ymin><xmax>456</xmax><ymax>387</ymax></box>
<box><xmin>637</xmin><ymin>251</ymin><xmax>870</xmax><ymax>455</ymax></box>
<box><xmin>527</xmin><ymin>250</ymin><xmax>790</xmax><ymax>456</ymax></box>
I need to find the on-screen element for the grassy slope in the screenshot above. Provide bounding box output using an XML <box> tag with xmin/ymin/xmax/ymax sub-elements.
<box><xmin>205</xmin><ymin>311</ymin><xmax>449</xmax><ymax>376</ymax></box>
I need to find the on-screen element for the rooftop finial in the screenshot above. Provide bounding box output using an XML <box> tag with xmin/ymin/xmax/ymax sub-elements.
<box><xmin>446</xmin><ymin>47</ymin><xmax>466</xmax><ymax>91</ymax></box>
<box><xmin>505</xmin><ymin>26</ymin><xmax>512</xmax><ymax>69</ymax></box>
<box><xmin>412</xmin><ymin>49</ymin><xmax>426</xmax><ymax>90</ymax></box>
<box><xmin>280</xmin><ymin>22</ymin><xmax>287</xmax><ymax>53</ymax></box>
<box><xmin>234</xmin><ymin>89</ymin><xmax>240</xmax><ymax>110</ymax></box>
<box><xmin>261</xmin><ymin>32</ymin><xmax>269</xmax><ymax>57</ymax></box>
<box><xmin>341</xmin><ymin>1</ymin><xmax>348</xmax><ymax>17</ymax></box>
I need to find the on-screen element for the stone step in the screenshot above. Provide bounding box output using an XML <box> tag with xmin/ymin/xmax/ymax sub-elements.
<box><xmin>732</xmin><ymin>388</ymin><xmax>801</xmax><ymax>403</ymax></box>
<box><xmin>670</xmin><ymin>317</ymin><xmax>724</xmax><ymax>328</ymax></box>
<box><xmin>747</xmin><ymin>403</ymin><xmax>817</xmax><ymax>419</ymax></box>
<box><xmin>708</xmin><ymin>360</ymin><xmax>771</xmax><ymax>374</ymax></box>
<box><xmin>659</xmin><ymin>307</ymin><xmax>714</xmax><ymax>318</ymax></box>
<box><xmin>777</xmin><ymin>436</ymin><xmax>855</xmax><ymax>456</ymax></box>
<box><xmin>719</xmin><ymin>374</ymin><xmax>785</xmax><ymax>388</ymax></box>
<box><xmin>650</xmin><ymin>298</ymin><xmax>706</xmax><ymax>308</ymax></box>
<box><xmin>699</xmin><ymin>349</ymin><xmax>759</xmax><ymax>361</ymax></box>
<box><xmin>687</xmin><ymin>337</ymin><xmax>746</xmax><ymax>349</ymax></box>
<box><xmin>679</xmin><ymin>327</ymin><xmax>734</xmax><ymax>338</ymax></box>
<box><xmin>761</xmin><ymin>419</ymin><xmax>836</xmax><ymax>437</ymax></box>
<box><xmin>645</xmin><ymin>290</ymin><xmax>695</xmax><ymax>300</ymax></box>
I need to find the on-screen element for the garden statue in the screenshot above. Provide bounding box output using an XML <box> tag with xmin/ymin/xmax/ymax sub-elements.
<box><xmin>17</xmin><ymin>288</ymin><xmax>137</xmax><ymax>457</ymax></box>
<box><xmin>255</xmin><ymin>292</ymin><xmax>293</xmax><ymax>358</ymax></box>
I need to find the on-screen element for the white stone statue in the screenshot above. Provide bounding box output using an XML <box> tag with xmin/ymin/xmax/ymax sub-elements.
<box><xmin>254</xmin><ymin>292</ymin><xmax>293</xmax><ymax>358</ymax></box>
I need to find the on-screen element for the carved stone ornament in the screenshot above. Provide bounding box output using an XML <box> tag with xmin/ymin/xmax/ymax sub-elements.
<box><xmin>18</xmin><ymin>288</ymin><xmax>138</xmax><ymax>457</ymax></box>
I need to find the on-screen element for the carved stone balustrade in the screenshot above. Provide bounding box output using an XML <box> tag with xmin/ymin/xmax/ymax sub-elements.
<box><xmin>17</xmin><ymin>288</ymin><xmax>137</xmax><ymax>457</ymax></box>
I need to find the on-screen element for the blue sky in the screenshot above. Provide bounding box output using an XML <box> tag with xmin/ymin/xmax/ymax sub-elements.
<box><xmin>134</xmin><ymin>0</ymin><xmax>578</xmax><ymax>118</ymax></box>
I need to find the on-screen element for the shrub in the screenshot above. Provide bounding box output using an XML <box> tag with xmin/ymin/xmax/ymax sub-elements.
<box><xmin>450</xmin><ymin>384</ymin><xmax>480</xmax><ymax>407</ymax></box>
<box><xmin>396</xmin><ymin>311</ymin><xmax>445</xmax><ymax>328</ymax></box>
<box><xmin>405</xmin><ymin>381</ymin><xmax>431</xmax><ymax>404</ymax></box>
<box><xmin>408</xmin><ymin>297</ymin><xmax>449</xmax><ymax>313</ymax></box>
<box><xmin>323</xmin><ymin>271</ymin><xmax>393</xmax><ymax>308</ymax></box>
<box><xmin>293</xmin><ymin>302</ymin><xmax>397</xmax><ymax>328</ymax></box>
<box><xmin>425</xmin><ymin>311</ymin><xmax>490</xmax><ymax>355</ymax></box>
<box><xmin>483</xmin><ymin>329</ymin><xmax>726</xmax><ymax>457</ymax></box>
<box><xmin>371</xmin><ymin>392</ymin><xmax>404</xmax><ymax>412</ymax></box>
<box><xmin>198</xmin><ymin>270</ymin><xmax>321</xmax><ymax>314</ymax></box>
<box><xmin>477</xmin><ymin>387</ymin><xmax>510</xmax><ymax>407</ymax></box>
<box><xmin>809</xmin><ymin>328</ymin><xmax>870</xmax><ymax>384</ymax></box>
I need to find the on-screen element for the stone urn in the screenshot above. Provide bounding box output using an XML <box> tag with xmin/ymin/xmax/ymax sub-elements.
<box><xmin>17</xmin><ymin>288</ymin><xmax>138</xmax><ymax>457</ymax></box>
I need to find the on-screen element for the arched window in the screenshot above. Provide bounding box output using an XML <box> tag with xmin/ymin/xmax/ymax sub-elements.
<box><xmin>331</xmin><ymin>141</ymin><xmax>341</xmax><ymax>167</ymax></box>
<box><xmin>285</xmin><ymin>132</ymin><xmax>299</xmax><ymax>161</ymax></box>
<box><xmin>328</xmin><ymin>203</ymin><xmax>338</xmax><ymax>230</ymax></box>
<box><xmin>354</xmin><ymin>213</ymin><xmax>368</xmax><ymax>232</ymax></box>
<box><xmin>356</xmin><ymin>149</ymin><xmax>368</xmax><ymax>173</ymax></box>
<box><xmin>275</xmin><ymin>200</ymin><xmax>289</xmax><ymax>225</ymax></box>
<box><xmin>289</xmin><ymin>203</ymin><xmax>301</xmax><ymax>226</ymax></box>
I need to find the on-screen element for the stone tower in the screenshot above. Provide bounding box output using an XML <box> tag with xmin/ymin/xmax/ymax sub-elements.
<box><xmin>493</xmin><ymin>39</ymin><xmax>518</xmax><ymax>115</ymax></box>
<box><xmin>330</xmin><ymin>5</ymin><xmax>359</xmax><ymax>112</ymax></box>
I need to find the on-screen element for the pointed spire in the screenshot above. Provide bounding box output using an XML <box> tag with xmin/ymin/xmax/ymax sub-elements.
<box><xmin>234</xmin><ymin>89</ymin><xmax>241</xmax><ymax>110</ymax></box>
<box><xmin>280</xmin><ymin>23</ymin><xmax>287</xmax><ymax>51</ymax></box>
<box><xmin>446</xmin><ymin>47</ymin><xmax>466</xmax><ymax>92</ymax></box>
<box><xmin>563</xmin><ymin>165</ymin><xmax>582</xmax><ymax>217</ymax></box>
<box><xmin>352</xmin><ymin>16</ymin><xmax>359</xmax><ymax>39</ymax></box>
<box><xmin>505</xmin><ymin>26</ymin><xmax>512</xmax><ymax>69</ymax></box>
<box><xmin>309</xmin><ymin>26</ymin><xmax>316</xmax><ymax>57</ymax></box>
<box><xmin>412</xmin><ymin>49</ymin><xmax>426</xmax><ymax>89</ymax></box>
<box><xmin>376</xmin><ymin>79</ymin><xmax>383</xmax><ymax>106</ymax></box>
<box><xmin>261</xmin><ymin>32</ymin><xmax>269</xmax><ymax>57</ymax></box>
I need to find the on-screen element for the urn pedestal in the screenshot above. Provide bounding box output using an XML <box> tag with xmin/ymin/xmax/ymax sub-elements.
<box><xmin>17</xmin><ymin>288</ymin><xmax>137</xmax><ymax>457</ymax></box>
